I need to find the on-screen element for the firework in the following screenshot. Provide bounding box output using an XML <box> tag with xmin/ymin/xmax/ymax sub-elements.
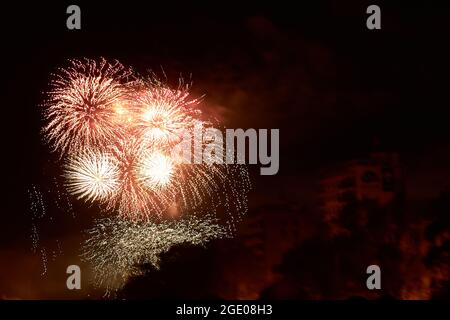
<box><xmin>42</xmin><ymin>58</ymin><xmax>251</xmax><ymax>222</ymax></box>
<box><xmin>131</xmin><ymin>78</ymin><xmax>202</xmax><ymax>147</ymax></box>
<box><xmin>103</xmin><ymin>136</ymin><xmax>173</xmax><ymax>219</ymax></box>
<box><xmin>43</xmin><ymin>58</ymin><xmax>135</xmax><ymax>155</ymax></box>
<box><xmin>27</xmin><ymin>181</ymin><xmax>73</xmax><ymax>278</ymax></box>
<box><xmin>82</xmin><ymin>215</ymin><xmax>229</xmax><ymax>293</ymax></box>
<box><xmin>105</xmin><ymin>136</ymin><xmax>250</xmax><ymax>221</ymax></box>
<box><xmin>64</xmin><ymin>150</ymin><xmax>120</xmax><ymax>203</ymax></box>
<box><xmin>38</xmin><ymin>58</ymin><xmax>252</xmax><ymax>296</ymax></box>
<box><xmin>136</xmin><ymin>150</ymin><xmax>174</xmax><ymax>189</ymax></box>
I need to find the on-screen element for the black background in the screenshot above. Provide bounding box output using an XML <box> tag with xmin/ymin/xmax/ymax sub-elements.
<box><xmin>1</xmin><ymin>0</ymin><xmax>449</xmax><ymax>301</ymax></box>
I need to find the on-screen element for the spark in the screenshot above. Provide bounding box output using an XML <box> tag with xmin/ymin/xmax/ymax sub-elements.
<box><xmin>27</xmin><ymin>182</ymin><xmax>75</xmax><ymax>273</ymax></box>
<box><xmin>82</xmin><ymin>215</ymin><xmax>229</xmax><ymax>293</ymax></box>
<box><xmin>30</xmin><ymin>223</ymin><xmax>39</xmax><ymax>253</ymax></box>
<box><xmin>40</xmin><ymin>248</ymin><xmax>48</xmax><ymax>276</ymax></box>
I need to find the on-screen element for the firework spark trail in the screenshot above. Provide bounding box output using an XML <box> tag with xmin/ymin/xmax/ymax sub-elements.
<box><xmin>30</xmin><ymin>223</ymin><xmax>39</xmax><ymax>253</ymax></box>
<box><xmin>29</xmin><ymin>185</ymin><xmax>46</xmax><ymax>220</ymax></box>
<box><xmin>40</xmin><ymin>248</ymin><xmax>48</xmax><ymax>276</ymax></box>
<box><xmin>82</xmin><ymin>215</ymin><xmax>229</xmax><ymax>293</ymax></box>
<box><xmin>27</xmin><ymin>182</ymin><xmax>75</xmax><ymax>275</ymax></box>
<box><xmin>43</xmin><ymin>58</ymin><xmax>135</xmax><ymax>156</ymax></box>
<box><xmin>28</xmin><ymin>185</ymin><xmax>45</xmax><ymax>253</ymax></box>
<box><xmin>53</xmin><ymin>178</ymin><xmax>75</xmax><ymax>218</ymax></box>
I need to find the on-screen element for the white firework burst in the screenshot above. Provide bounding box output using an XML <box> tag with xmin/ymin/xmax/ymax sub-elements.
<box><xmin>64</xmin><ymin>150</ymin><xmax>120</xmax><ymax>203</ymax></box>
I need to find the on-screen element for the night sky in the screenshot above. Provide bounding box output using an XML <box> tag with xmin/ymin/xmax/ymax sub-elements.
<box><xmin>1</xmin><ymin>1</ymin><xmax>449</xmax><ymax>299</ymax></box>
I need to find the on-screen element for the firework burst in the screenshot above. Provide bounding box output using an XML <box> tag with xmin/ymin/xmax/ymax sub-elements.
<box><xmin>101</xmin><ymin>136</ymin><xmax>173</xmax><ymax>219</ymax></box>
<box><xmin>43</xmin><ymin>58</ymin><xmax>135</xmax><ymax>155</ymax></box>
<box><xmin>82</xmin><ymin>215</ymin><xmax>229</xmax><ymax>293</ymax></box>
<box><xmin>136</xmin><ymin>150</ymin><xmax>174</xmax><ymax>189</ymax></box>
<box><xmin>64</xmin><ymin>150</ymin><xmax>120</xmax><ymax>203</ymax></box>
<box><xmin>131</xmin><ymin>78</ymin><xmax>202</xmax><ymax>147</ymax></box>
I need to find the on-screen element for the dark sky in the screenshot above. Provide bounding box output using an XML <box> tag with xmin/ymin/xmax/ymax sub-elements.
<box><xmin>1</xmin><ymin>1</ymin><xmax>450</xmax><ymax>298</ymax></box>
